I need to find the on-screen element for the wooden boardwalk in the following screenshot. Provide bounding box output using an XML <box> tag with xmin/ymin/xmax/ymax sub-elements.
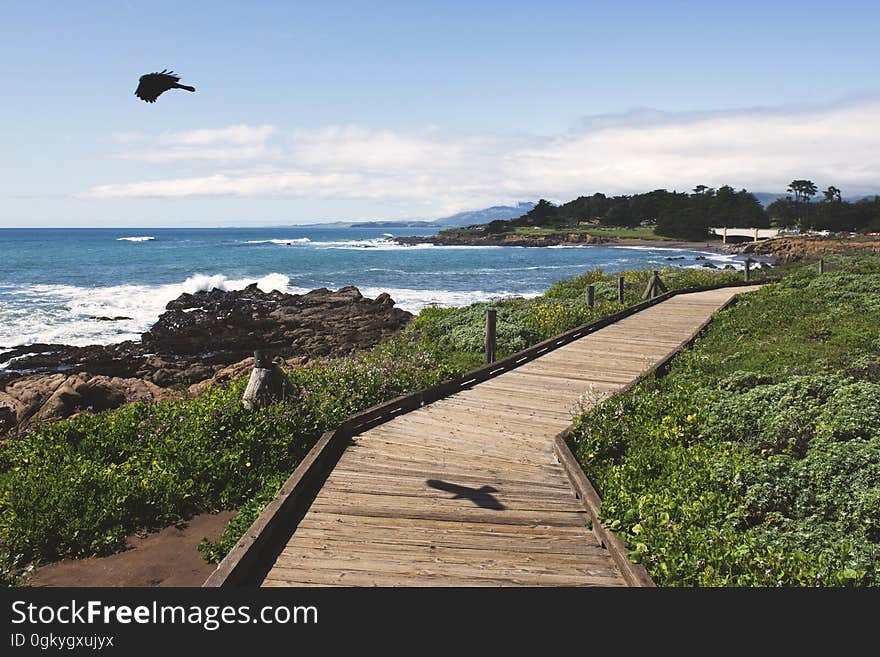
<box><xmin>251</xmin><ymin>286</ymin><xmax>759</xmax><ymax>587</ymax></box>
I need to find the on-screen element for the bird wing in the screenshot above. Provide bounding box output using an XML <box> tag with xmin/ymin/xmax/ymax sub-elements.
<box><xmin>134</xmin><ymin>71</ymin><xmax>182</xmax><ymax>102</ymax></box>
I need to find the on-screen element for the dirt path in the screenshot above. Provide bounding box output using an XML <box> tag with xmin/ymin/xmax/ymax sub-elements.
<box><xmin>25</xmin><ymin>511</ymin><xmax>235</xmax><ymax>587</ymax></box>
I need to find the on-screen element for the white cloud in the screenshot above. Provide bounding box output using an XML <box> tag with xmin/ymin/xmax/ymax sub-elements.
<box><xmin>117</xmin><ymin>124</ymin><xmax>277</xmax><ymax>163</ymax></box>
<box><xmin>116</xmin><ymin>145</ymin><xmax>278</xmax><ymax>163</ymax></box>
<box><xmin>159</xmin><ymin>124</ymin><xmax>274</xmax><ymax>146</ymax></box>
<box><xmin>87</xmin><ymin>100</ymin><xmax>880</xmax><ymax>216</ymax></box>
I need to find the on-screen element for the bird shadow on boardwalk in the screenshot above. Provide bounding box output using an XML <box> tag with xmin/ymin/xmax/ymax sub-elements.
<box><xmin>426</xmin><ymin>480</ymin><xmax>506</xmax><ymax>510</ymax></box>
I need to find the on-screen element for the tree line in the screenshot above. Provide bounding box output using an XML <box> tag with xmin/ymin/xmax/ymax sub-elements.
<box><xmin>768</xmin><ymin>180</ymin><xmax>880</xmax><ymax>233</ymax></box>
<box><xmin>487</xmin><ymin>183</ymin><xmax>880</xmax><ymax>240</ymax></box>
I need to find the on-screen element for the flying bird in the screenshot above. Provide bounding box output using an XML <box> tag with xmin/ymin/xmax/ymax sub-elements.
<box><xmin>134</xmin><ymin>69</ymin><xmax>196</xmax><ymax>103</ymax></box>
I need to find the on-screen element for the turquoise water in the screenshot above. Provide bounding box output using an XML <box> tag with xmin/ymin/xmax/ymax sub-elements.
<box><xmin>0</xmin><ymin>226</ymin><xmax>738</xmax><ymax>348</ymax></box>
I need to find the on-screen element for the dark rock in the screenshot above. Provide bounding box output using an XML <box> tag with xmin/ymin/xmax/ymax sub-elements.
<box><xmin>701</xmin><ymin>263</ymin><xmax>719</xmax><ymax>269</ymax></box>
<box><xmin>142</xmin><ymin>285</ymin><xmax>410</xmax><ymax>362</ymax></box>
<box><xmin>0</xmin><ymin>400</ymin><xmax>16</xmax><ymax>432</ymax></box>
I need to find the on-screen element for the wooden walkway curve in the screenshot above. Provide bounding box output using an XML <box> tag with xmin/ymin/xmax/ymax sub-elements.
<box><xmin>248</xmin><ymin>286</ymin><xmax>761</xmax><ymax>587</ymax></box>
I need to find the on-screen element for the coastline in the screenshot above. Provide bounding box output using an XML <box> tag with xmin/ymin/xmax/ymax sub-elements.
<box><xmin>395</xmin><ymin>232</ymin><xmax>731</xmax><ymax>253</ymax></box>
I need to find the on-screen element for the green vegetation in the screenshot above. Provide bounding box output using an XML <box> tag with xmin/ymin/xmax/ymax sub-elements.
<box><xmin>569</xmin><ymin>256</ymin><xmax>880</xmax><ymax>586</ymax></box>
<box><xmin>504</xmin><ymin>225</ymin><xmax>669</xmax><ymax>240</ymax></box>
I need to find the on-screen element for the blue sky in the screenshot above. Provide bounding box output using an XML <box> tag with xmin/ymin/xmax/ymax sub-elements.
<box><xmin>2</xmin><ymin>0</ymin><xmax>879</xmax><ymax>226</ymax></box>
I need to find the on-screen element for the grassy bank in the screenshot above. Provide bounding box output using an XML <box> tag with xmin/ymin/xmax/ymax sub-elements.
<box><xmin>0</xmin><ymin>264</ymin><xmax>773</xmax><ymax>584</ymax></box>
<box><xmin>569</xmin><ymin>256</ymin><xmax>880</xmax><ymax>586</ymax></box>
<box><xmin>506</xmin><ymin>225</ymin><xmax>669</xmax><ymax>240</ymax></box>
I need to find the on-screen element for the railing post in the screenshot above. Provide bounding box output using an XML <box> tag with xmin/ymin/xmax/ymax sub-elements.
<box><xmin>485</xmin><ymin>308</ymin><xmax>497</xmax><ymax>364</ymax></box>
<box><xmin>819</xmin><ymin>258</ymin><xmax>825</xmax><ymax>274</ymax></box>
<box><xmin>642</xmin><ymin>272</ymin><xmax>656</xmax><ymax>300</ymax></box>
<box><xmin>586</xmin><ymin>284</ymin><xmax>595</xmax><ymax>308</ymax></box>
<box><xmin>243</xmin><ymin>349</ymin><xmax>271</xmax><ymax>410</ymax></box>
<box><xmin>743</xmin><ymin>258</ymin><xmax>751</xmax><ymax>282</ymax></box>
<box><xmin>617</xmin><ymin>276</ymin><xmax>625</xmax><ymax>304</ymax></box>
<box><xmin>651</xmin><ymin>270</ymin><xmax>661</xmax><ymax>298</ymax></box>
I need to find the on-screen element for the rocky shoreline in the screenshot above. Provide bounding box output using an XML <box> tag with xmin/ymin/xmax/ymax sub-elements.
<box><xmin>722</xmin><ymin>236</ymin><xmax>880</xmax><ymax>261</ymax></box>
<box><xmin>0</xmin><ymin>285</ymin><xmax>412</xmax><ymax>434</ymax></box>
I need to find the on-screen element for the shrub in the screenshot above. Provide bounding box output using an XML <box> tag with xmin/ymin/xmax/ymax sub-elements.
<box><xmin>697</xmin><ymin>375</ymin><xmax>847</xmax><ymax>455</ymax></box>
<box><xmin>815</xmin><ymin>382</ymin><xmax>880</xmax><ymax>443</ymax></box>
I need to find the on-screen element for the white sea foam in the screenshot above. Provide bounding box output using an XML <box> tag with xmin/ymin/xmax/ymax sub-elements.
<box><xmin>0</xmin><ymin>273</ymin><xmax>307</xmax><ymax>348</ymax></box>
<box><xmin>358</xmin><ymin>286</ymin><xmax>540</xmax><ymax>313</ymax></box>
<box><xmin>245</xmin><ymin>238</ymin><xmax>312</xmax><ymax>245</ymax></box>
<box><xmin>116</xmin><ymin>236</ymin><xmax>155</xmax><ymax>242</ymax></box>
<box><xmin>246</xmin><ymin>236</ymin><xmax>502</xmax><ymax>250</ymax></box>
<box><xmin>604</xmin><ymin>245</ymin><xmax>746</xmax><ymax>269</ymax></box>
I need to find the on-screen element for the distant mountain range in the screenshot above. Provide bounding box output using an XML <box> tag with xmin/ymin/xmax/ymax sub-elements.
<box><xmin>322</xmin><ymin>202</ymin><xmax>536</xmax><ymax>229</ymax></box>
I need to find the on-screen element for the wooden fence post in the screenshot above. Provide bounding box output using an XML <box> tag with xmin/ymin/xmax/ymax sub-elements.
<box><xmin>485</xmin><ymin>308</ymin><xmax>497</xmax><ymax>364</ymax></box>
<box><xmin>819</xmin><ymin>258</ymin><xmax>825</xmax><ymax>274</ymax></box>
<box><xmin>586</xmin><ymin>284</ymin><xmax>595</xmax><ymax>308</ymax></box>
<box><xmin>243</xmin><ymin>350</ymin><xmax>273</xmax><ymax>410</ymax></box>
<box><xmin>617</xmin><ymin>276</ymin><xmax>625</xmax><ymax>304</ymax></box>
<box><xmin>743</xmin><ymin>258</ymin><xmax>751</xmax><ymax>282</ymax></box>
<box><xmin>642</xmin><ymin>273</ymin><xmax>654</xmax><ymax>300</ymax></box>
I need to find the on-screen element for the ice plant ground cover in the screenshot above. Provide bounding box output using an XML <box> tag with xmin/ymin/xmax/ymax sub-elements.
<box><xmin>569</xmin><ymin>256</ymin><xmax>880</xmax><ymax>586</ymax></box>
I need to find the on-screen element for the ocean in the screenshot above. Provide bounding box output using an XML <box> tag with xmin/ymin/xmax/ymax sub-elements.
<box><xmin>0</xmin><ymin>226</ymin><xmax>741</xmax><ymax>350</ymax></box>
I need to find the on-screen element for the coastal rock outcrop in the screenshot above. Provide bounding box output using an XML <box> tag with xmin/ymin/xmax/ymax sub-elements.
<box><xmin>142</xmin><ymin>284</ymin><xmax>406</xmax><ymax>359</ymax></box>
<box><xmin>0</xmin><ymin>285</ymin><xmax>412</xmax><ymax>432</ymax></box>
<box><xmin>0</xmin><ymin>374</ymin><xmax>172</xmax><ymax>431</ymax></box>
<box><xmin>725</xmin><ymin>236</ymin><xmax>880</xmax><ymax>261</ymax></box>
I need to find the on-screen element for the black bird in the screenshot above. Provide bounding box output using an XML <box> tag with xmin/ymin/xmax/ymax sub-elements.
<box><xmin>134</xmin><ymin>69</ymin><xmax>196</xmax><ymax>103</ymax></box>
